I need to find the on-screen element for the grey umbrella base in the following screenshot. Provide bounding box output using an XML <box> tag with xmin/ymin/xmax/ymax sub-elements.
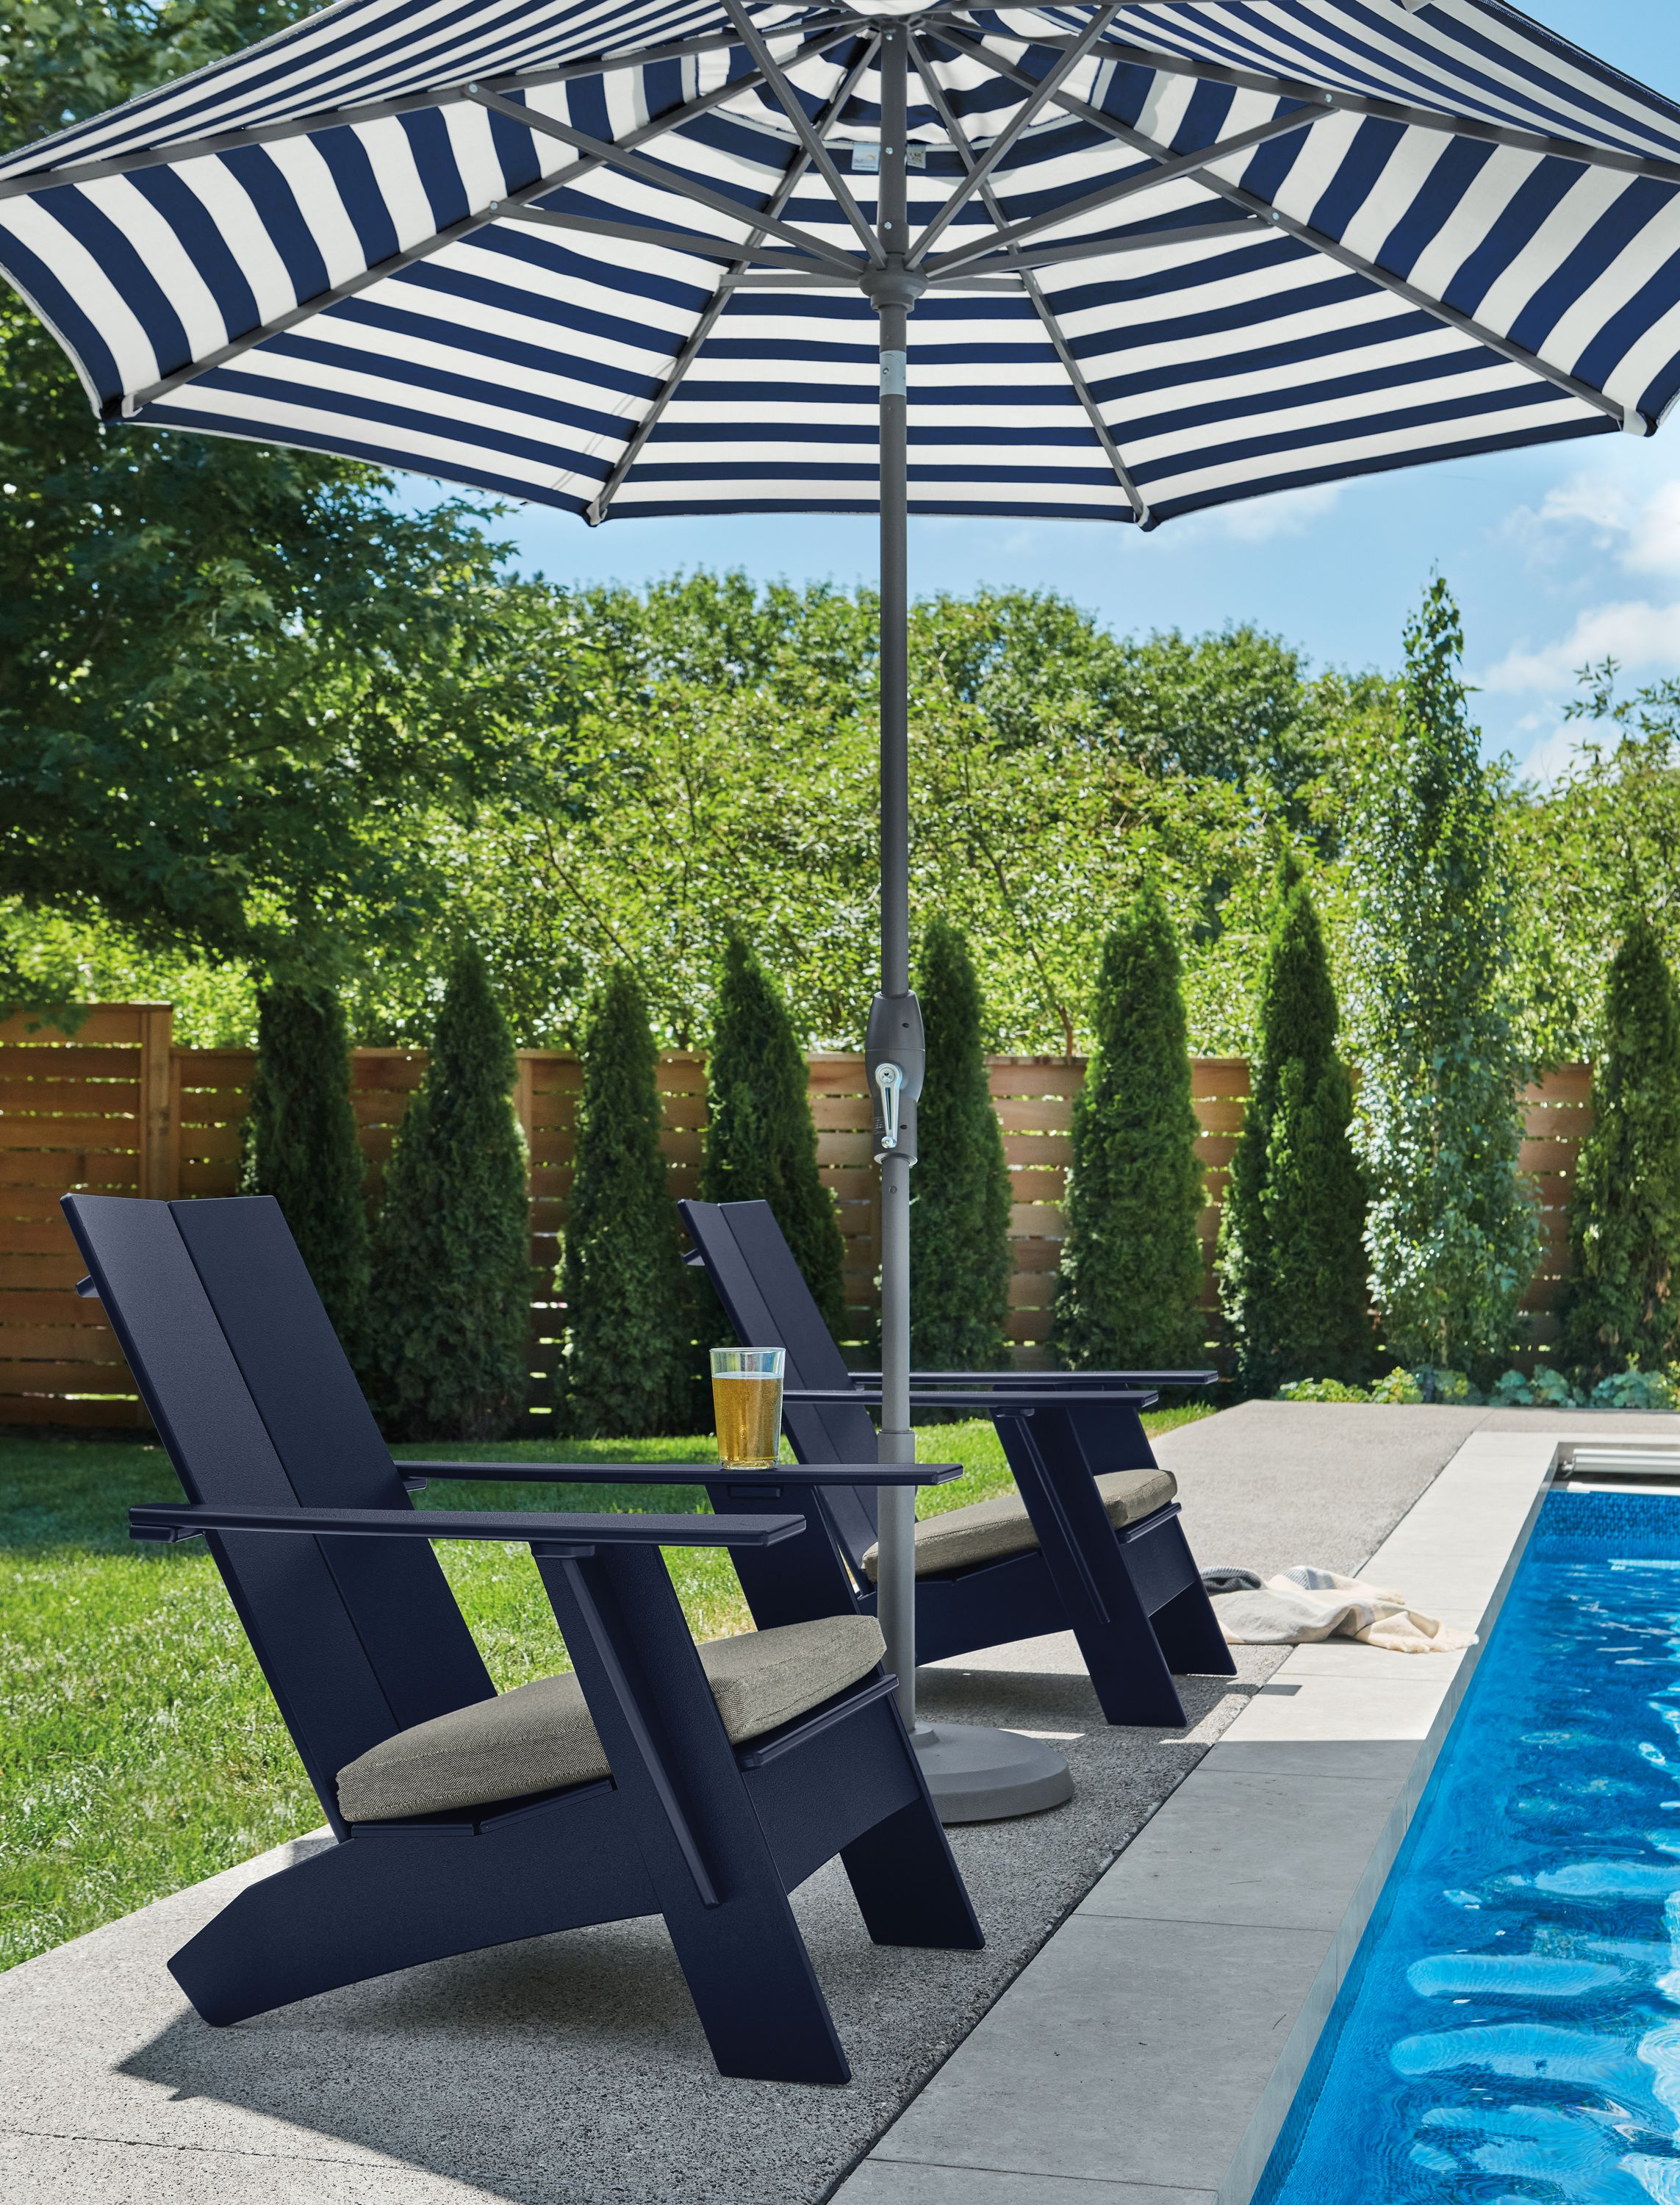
<box><xmin>913</xmin><ymin>1722</ymin><xmax>1074</xmax><ymax>1824</ymax></box>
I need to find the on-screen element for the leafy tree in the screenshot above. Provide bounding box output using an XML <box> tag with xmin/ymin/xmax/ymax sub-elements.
<box><xmin>242</xmin><ymin>983</ymin><xmax>369</xmax><ymax>1352</ymax></box>
<box><xmin>701</xmin><ymin>932</ymin><xmax>847</xmax><ymax>1337</ymax></box>
<box><xmin>1557</xmin><ymin>917</ymin><xmax>1680</xmax><ymax>1383</ymax></box>
<box><xmin>910</xmin><ymin>917</ymin><xmax>1013</xmax><ymax>1371</ymax></box>
<box><xmin>1217</xmin><ymin>859</ymin><xmax>1370</xmax><ymax>1392</ymax></box>
<box><xmin>1504</xmin><ymin>664</ymin><xmax>1680</xmax><ymax>1064</ymax></box>
<box><xmin>1052</xmin><ymin>884</ymin><xmax>1206</xmax><ymax>1370</ymax></box>
<box><xmin>558</xmin><ymin>968</ymin><xmax>694</xmax><ymax>1435</ymax></box>
<box><xmin>366</xmin><ymin>949</ymin><xmax>531</xmax><ymax>1439</ymax></box>
<box><xmin>1348</xmin><ymin>578</ymin><xmax>1538</xmax><ymax>1374</ymax></box>
<box><xmin>0</xmin><ymin>0</ymin><xmax>525</xmax><ymax>1015</ymax></box>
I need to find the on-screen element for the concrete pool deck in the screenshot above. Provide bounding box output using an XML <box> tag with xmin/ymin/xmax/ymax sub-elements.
<box><xmin>2</xmin><ymin>1403</ymin><xmax>1676</xmax><ymax>2204</ymax></box>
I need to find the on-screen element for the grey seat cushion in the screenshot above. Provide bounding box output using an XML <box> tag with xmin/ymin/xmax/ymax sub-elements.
<box><xmin>337</xmin><ymin>1613</ymin><xmax>886</xmax><ymax>1825</ymax></box>
<box><xmin>861</xmin><ymin>1466</ymin><xmax>1177</xmax><ymax>1583</ymax></box>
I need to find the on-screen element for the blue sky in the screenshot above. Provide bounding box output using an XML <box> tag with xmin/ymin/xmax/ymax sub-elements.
<box><xmin>457</xmin><ymin>3</ymin><xmax>1680</xmax><ymax>778</ymax></box>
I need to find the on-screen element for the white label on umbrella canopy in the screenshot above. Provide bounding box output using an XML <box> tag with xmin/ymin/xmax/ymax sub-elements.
<box><xmin>880</xmin><ymin>351</ymin><xmax>908</xmax><ymax>398</ymax></box>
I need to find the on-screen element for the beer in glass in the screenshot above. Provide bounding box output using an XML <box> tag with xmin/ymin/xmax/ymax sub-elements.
<box><xmin>711</xmin><ymin>1346</ymin><xmax>785</xmax><ymax>1470</ymax></box>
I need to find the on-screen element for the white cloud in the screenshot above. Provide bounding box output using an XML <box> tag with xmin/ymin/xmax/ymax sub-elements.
<box><xmin>1624</xmin><ymin>480</ymin><xmax>1680</xmax><ymax>574</ymax></box>
<box><xmin>1504</xmin><ymin>463</ymin><xmax>1680</xmax><ymax>577</ymax></box>
<box><xmin>1479</xmin><ymin>597</ymin><xmax>1680</xmax><ymax>694</ymax></box>
<box><xmin>1213</xmin><ymin>480</ymin><xmax>1344</xmax><ymax>542</ymax></box>
<box><xmin>1515</xmin><ymin>721</ymin><xmax>1590</xmax><ymax>786</ymax></box>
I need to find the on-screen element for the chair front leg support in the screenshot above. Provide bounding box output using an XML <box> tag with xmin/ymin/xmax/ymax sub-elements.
<box><xmin>994</xmin><ymin>1408</ymin><xmax>1189</xmax><ymax>1728</ymax></box>
<box><xmin>532</xmin><ymin>1543</ymin><xmax>851</xmax><ymax>2087</ymax></box>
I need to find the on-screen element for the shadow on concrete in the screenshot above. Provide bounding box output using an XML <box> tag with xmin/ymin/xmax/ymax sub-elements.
<box><xmin>114</xmin><ymin>1667</ymin><xmax>1254</xmax><ymax>2205</ymax></box>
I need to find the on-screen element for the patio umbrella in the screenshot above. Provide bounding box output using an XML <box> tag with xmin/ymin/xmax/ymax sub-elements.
<box><xmin>7</xmin><ymin>0</ymin><xmax>1680</xmax><ymax>1813</ymax></box>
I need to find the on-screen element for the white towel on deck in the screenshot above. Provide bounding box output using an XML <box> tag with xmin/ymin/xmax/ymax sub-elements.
<box><xmin>1211</xmin><ymin>1565</ymin><xmax>1476</xmax><ymax>1654</ymax></box>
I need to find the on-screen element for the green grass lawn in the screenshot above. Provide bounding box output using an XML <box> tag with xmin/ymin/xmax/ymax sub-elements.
<box><xmin>0</xmin><ymin>1407</ymin><xmax>1210</xmax><ymax>1972</ymax></box>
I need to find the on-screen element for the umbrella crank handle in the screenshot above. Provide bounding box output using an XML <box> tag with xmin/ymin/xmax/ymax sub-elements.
<box><xmin>875</xmin><ymin>1061</ymin><xmax>905</xmax><ymax>1153</ymax></box>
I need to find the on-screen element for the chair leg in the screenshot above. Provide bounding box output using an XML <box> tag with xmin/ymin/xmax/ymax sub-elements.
<box><xmin>1077</xmin><ymin>1609</ymin><xmax>1190</xmax><ymax>1729</ymax></box>
<box><xmin>656</xmin><ymin>1864</ymin><xmax>852</xmax><ymax>2084</ymax></box>
<box><xmin>995</xmin><ymin>1409</ymin><xmax>1191</xmax><ymax>1729</ymax></box>
<box><xmin>839</xmin><ymin>1704</ymin><xmax>984</xmax><ymax>1951</ymax></box>
<box><xmin>536</xmin><ymin>1544</ymin><xmax>852</xmax><ymax>2086</ymax></box>
<box><xmin>1151</xmin><ymin>1575</ymin><xmax>1238</xmax><ymax>1679</ymax></box>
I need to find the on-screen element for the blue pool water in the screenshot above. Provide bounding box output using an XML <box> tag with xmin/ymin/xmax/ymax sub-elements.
<box><xmin>1256</xmin><ymin>1490</ymin><xmax>1680</xmax><ymax>2205</ymax></box>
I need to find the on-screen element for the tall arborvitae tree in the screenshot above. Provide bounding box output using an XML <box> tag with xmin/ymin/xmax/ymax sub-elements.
<box><xmin>367</xmin><ymin>947</ymin><xmax>531</xmax><ymax>1440</ymax></box>
<box><xmin>1558</xmin><ymin>917</ymin><xmax>1680</xmax><ymax>1384</ymax></box>
<box><xmin>559</xmin><ymin>967</ymin><xmax>694</xmax><ymax>1435</ymax></box>
<box><xmin>243</xmin><ymin>982</ymin><xmax>369</xmax><ymax>1355</ymax></box>
<box><xmin>1349</xmin><ymin>578</ymin><xmax>1538</xmax><ymax>1374</ymax></box>
<box><xmin>1217</xmin><ymin>859</ymin><xmax>1371</xmax><ymax>1393</ymax></box>
<box><xmin>1052</xmin><ymin>883</ymin><xmax>1205</xmax><ymax>1369</ymax></box>
<box><xmin>702</xmin><ymin>931</ymin><xmax>847</xmax><ymax>1337</ymax></box>
<box><xmin>911</xmin><ymin>917</ymin><xmax>1013</xmax><ymax>1370</ymax></box>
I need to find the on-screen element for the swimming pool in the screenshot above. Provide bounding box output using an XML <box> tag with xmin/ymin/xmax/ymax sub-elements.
<box><xmin>1254</xmin><ymin>1488</ymin><xmax>1680</xmax><ymax>2205</ymax></box>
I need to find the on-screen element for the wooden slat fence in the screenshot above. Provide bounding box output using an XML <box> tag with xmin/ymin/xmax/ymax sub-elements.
<box><xmin>0</xmin><ymin>1006</ymin><xmax>1595</xmax><ymax>1426</ymax></box>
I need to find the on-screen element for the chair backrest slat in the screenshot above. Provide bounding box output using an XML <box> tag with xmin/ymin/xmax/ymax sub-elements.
<box><xmin>681</xmin><ymin>1200</ymin><xmax>880</xmax><ymax>1567</ymax></box>
<box><xmin>172</xmin><ymin>1197</ymin><xmax>494</xmax><ymax>1734</ymax></box>
<box><xmin>62</xmin><ymin>1195</ymin><xmax>495</xmax><ymax>1816</ymax></box>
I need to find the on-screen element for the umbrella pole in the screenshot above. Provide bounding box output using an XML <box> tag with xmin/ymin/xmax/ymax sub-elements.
<box><xmin>866</xmin><ymin>32</ymin><xmax>1072</xmax><ymax>1822</ymax></box>
<box><xmin>871</xmin><ymin>25</ymin><xmax>920</xmax><ymax>1739</ymax></box>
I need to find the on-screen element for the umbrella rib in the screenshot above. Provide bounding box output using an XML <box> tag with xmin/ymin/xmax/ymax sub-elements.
<box><xmin>1014</xmin><ymin>26</ymin><xmax>1680</xmax><ymax>189</ymax></box>
<box><xmin>587</xmin><ymin>35</ymin><xmax>881</xmax><ymax>527</ymax></box>
<box><xmin>938</xmin><ymin>28</ymin><xmax>1635</xmax><ymax>429</ymax></box>
<box><xmin>121</xmin><ymin>58</ymin><xmax>816</xmax><ymax>415</ymax></box>
<box><xmin>907</xmin><ymin>3</ymin><xmax>1121</xmax><ymax>267</ymax></box>
<box><xmin>908</xmin><ymin>30</ymin><xmax>1149</xmax><ymax>526</ymax></box>
<box><xmin>722</xmin><ymin>0</ymin><xmax>883</xmax><ymax>266</ymax></box>
<box><xmin>0</xmin><ymin>18</ymin><xmax>868</xmax><ymax>201</ymax></box>
<box><xmin>920</xmin><ymin>104</ymin><xmax>1323</xmax><ymax>279</ymax></box>
<box><xmin>493</xmin><ymin>204</ymin><xmax>835</xmax><ymax>272</ymax></box>
<box><xmin>465</xmin><ymin>85</ymin><xmax>864</xmax><ymax>278</ymax></box>
<box><xmin>923</xmin><ymin>213</ymin><xmax>1268</xmax><ymax>278</ymax></box>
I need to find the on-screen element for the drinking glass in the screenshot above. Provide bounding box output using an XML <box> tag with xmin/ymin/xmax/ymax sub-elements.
<box><xmin>711</xmin><ymin>1347</ymin><xmax>785</xmax><ymax>1470</ymax></box>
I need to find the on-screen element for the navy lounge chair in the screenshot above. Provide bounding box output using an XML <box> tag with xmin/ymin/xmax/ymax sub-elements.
<box><xmin>680</xmin><ymin>1198</ymin><xmax>1236</xmax><ymax>1729</ymax></box>
<box><xmin>64</xmin><ymin>1192</ymin><xmax>982</xmax><ymax>2087</ymax></box>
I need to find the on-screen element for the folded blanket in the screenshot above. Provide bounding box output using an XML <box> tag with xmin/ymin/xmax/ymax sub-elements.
<box><xmin>1211</xmin><ymin>1564</ymin><xmax>1477</xmax><ymax>1654</ymax></box>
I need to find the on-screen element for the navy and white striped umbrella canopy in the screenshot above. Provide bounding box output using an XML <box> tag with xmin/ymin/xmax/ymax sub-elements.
<box><xmin>4</xmin><ymin>1</ymin><xmax>1680</xmax><ymax>530</ymax></box>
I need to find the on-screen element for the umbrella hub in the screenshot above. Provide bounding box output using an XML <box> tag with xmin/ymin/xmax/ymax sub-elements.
<box><xmin>861</xmin><ymin>265</ymin><xmax>927</xmax><ymax>312</ymax></box>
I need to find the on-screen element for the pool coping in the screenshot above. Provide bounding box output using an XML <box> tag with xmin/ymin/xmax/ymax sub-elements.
<box><xmin>832</xmin><ymin>1427</ymin><xmax>1568</xmax><ymax>2205</ymax></box>
<box><xmin>1210</xmin><ymin>1433</ymin><xmax>1559</xmax><ymax>2205</ymax></box>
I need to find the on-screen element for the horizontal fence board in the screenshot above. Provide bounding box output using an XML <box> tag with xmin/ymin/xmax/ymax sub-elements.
<box><xmin>0</xmin><ymin>1390</ymin><xmax>146</xmax><ymax>1426</ymax></box>
<box><xmin>0</xmin><ymin>1046</ymin><xmax>146</xmax><ymax>1083</ymax></box>
<box><xmin>0</xmin><ymin>1355</ymin><xmax>135</xmax><ymax>1388</ymax></box>
<box><xmin>0</xmin><ymin>1252</ymin><xmax>88</xmax><ymax>1291</ymax></box>
<box><xmin>0</xmin><ymin>1115</ymin><xmax>142</xmax><ymax>1152</ymax></box>
<box><xmin>2</xmin><ymin>1325</ymin><xmax>121</xmax><ymax>1360</ymax></box>
<box><xmin>0</xmin><ymin>1008</ymin><xmax>152</xmax><ymax>1047</ymax></box>
<box><xmin>0</xmin><ymin>1078</ymin><xmax>142</xmax><ymax>1116</ymax></box>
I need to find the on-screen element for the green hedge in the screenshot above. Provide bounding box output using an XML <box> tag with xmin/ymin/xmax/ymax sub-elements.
<box><xmin>1052</xmin><ymin>883</ymin><xmax>1205</xmax><ymax>1370</ymax></box>
<box><xmin>910</xmin><ymin>917</ymin><xmax>1012</xmax><ymax>1370</ymax></box>
<box><xmin>1218</xmin><ymin>861</ymin><xmax>1370</xmax><ymax>1393</ymax></box>
<box><xmin>701</xmin><ymin>931</ymin><xmax>846</xmax><ymax>1336</ymax></box>
<box><xmin>241</xmin><ymin>982</ymin><xmax>369</xmax><ymax>1359</ymax></box>
<box><xmin>558</xmin><ymin>967</ymin><xmax>695</xmax><ymax>1435</ymax></box>
<box><xmin>1559</xmin><ymin>916</ymin><xmax>1680</xmax><ymax>1383</ymax></box>
<box><xmin>367</xmin><ymin>947</ymin><xmax>531</xmax><ymax>1439</ymax></box>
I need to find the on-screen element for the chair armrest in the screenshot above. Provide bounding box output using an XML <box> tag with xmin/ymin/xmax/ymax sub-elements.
<box><xmin>393</xmin><ymin>1458</ymin><xmax>959</xmax><ymax>1488</ymax></box>
<box><xmin>787</xmin><ymin>1388</ymin><xmax>1159</xmax><ymax>1410</ymax></box>
<box><xmin>848</xmin><ymin>1369</ymin><xmax>1218</xmax><ymax>1388</ymax></box>
<box><xmin>129</xmin><ymin>1502</ymin><xmax>804</xmax><ymax>1553</ymax></box>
